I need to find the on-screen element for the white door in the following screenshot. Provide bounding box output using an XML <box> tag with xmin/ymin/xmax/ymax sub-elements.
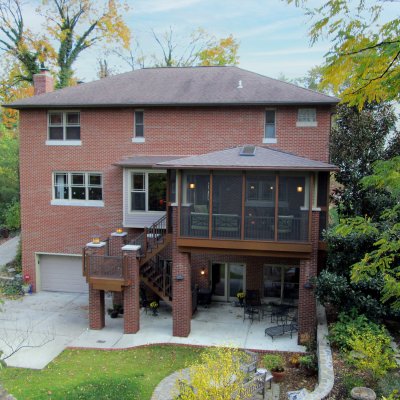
<box><xmin>39</xmin><ymin>255</ymin><xmax>88</xmax><ymax>293</ymax></box>
<box><xmin>211</xmin><ymin>262</ymin><xmax>246</xmax><ymax>301</ymax></box>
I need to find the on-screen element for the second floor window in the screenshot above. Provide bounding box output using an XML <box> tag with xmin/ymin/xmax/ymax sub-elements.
<box><xmin>48</xmin><ymin>111</ymin><xmax>80</xmax><ymax>141</ymax></box>
<box><xmin>297</xmin><ymin>108</ymin><xmax>317</xmax><ymax>126</ymax></box>
<box><xmin>134</xmin><ymin>110</ymin><xmax>144</xmax><ymax>138</ymax></box>
<box><xmin>265</xmin><ymin>110</ymin><xmax>276</xmax><ymax>139</ymax></box>
<box><xmin>54</xmin><ymin>172</ymin><xmax>102</xmax><ymax>201</ymax></box>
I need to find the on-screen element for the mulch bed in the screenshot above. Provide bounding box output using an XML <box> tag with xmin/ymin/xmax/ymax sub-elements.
<box><xmin>279</xmin><ymin>364</ymin><xmax>318</xmax><ymax>399</ymax></box>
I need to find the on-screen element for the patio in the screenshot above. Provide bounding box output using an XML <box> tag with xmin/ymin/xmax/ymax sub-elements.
<box><xmin>0</xmin><ymin>292</ymin><xmax>305</xmax><ymax>370</ymax></box>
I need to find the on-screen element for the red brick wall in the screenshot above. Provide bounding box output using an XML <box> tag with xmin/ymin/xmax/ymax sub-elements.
<box><xmin>19</xmin><ymin>105</ymin><xmax>331</xmax><ymax>290</ymax></box>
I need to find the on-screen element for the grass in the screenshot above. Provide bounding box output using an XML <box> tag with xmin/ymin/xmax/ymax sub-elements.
<box><xmin>0</xmin><ymin>345</ymin><xmax>203</xmax><ymax>400</ymax></box>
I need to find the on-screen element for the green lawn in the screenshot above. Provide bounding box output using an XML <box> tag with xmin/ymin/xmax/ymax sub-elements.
<box><xmin>0</xmin><ymin>345</ymin><xmax>203</xmax><ymax>400</ymax></box>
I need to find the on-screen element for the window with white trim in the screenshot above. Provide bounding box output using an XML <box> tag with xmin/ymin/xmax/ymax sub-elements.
<box><xmin>297</xmin><ymin>108</ymin><xmax>317</xmax><ymax>127</ymax></box>
<box><xmin>130</xmin><ymin>171</ymin><xmax>166</xmax><ymax>212</ymax></box>
<box><xmin>264</xmin><ymin>110</ymin><xmax>276</xmax><ymax>139</ymax></box>
<box><xmin>134</xmin><ymin>110</ymin><xmax>144</xmax><ymax>138</ymax></box>
<box><xmin>48</xmin><ymin>111</ymin><xmax>80</xmax><ymax>140</ymax></box>
<box><xmin>53</xmin><ymin>172</ymin><xmax>102</xmax><ymax>201</ymax></box>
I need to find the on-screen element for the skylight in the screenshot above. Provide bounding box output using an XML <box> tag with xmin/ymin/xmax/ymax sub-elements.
<box><xmin>240</xmin><ymin>145</ymin><xmax>256</xmax><ymax>156</ymax></box>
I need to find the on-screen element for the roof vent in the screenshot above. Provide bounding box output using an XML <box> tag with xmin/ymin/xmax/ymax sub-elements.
<box><xmin>240</xmin><ymin>145</ymin><xmax>256</xmax><ymax>156</ymax></box>
<box><xmin>237</xmin><ymin>80</ymin><xmax>243</xmax><ymax>89</ymax></box>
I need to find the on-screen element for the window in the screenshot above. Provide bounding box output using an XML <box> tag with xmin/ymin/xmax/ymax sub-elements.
<box><xmin>297</xmin><ymin>108</ymin><xmax>317</xmax><ymax>127</ymax></box>
<box><xmin>264</xmin><ymin>110</ymin><xmax>276</xmax><ymax>143</ymax></box>
<box><xmin>133</xmin><ymin>110</ymin><xmax>144</xmax><ymax>142</ymax></box>
<box><xmin>53</xmin><ymin>172</ymin><xmax>103</xmax><ymax>205</ymax></box>
<box><xmin>48</xmin><ymin>111</ymin><xmax>80</xmax><ymax>142</ymax></box>
<box><xmin>130</xmin><ymin>171</ymin><xmax>166</xmax><ymax>212</ymax></box>
<box><xmin>263</xmin><ymin>264</ymin><xmax>299</xmax><ymax>303</ymax></box>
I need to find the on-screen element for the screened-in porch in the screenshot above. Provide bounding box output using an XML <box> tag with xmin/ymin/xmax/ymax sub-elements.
<box><xmin>179</xmin><ymin>171</ymin><xmax>311</xmax><ymax>243</ymax></box>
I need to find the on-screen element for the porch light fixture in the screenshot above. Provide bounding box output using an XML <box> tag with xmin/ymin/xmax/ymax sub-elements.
<box><xmin>176</xmin><ymin>274</ymin><xmax>184</xmax><ymax>281</ymax></box>
<box><xmin>116</xmin><ymin>228</ymin><xmax>123</xmax><ymax>234</ymax></box>
<box><xmin>297</xmin><ymin>186</ymin><xmax>303</xmax><ymax>193</ymax></box>
<box><xmin>92</xmin><ymin>235</ymin><xmax>101</xmax><ymax>244</ymax></box>
<box><xmin>189</xmin><ymin>183</ymin><xmax>196</xmax><ymax>189</ymax></box>
<box><xmin>200</xmin><ymin>268</ymin><xmax>205</xmax><ymax>276</ymax></box>
<box><xmin>270</xmin><ymin>186</ymin><xmax>274</xmax><ymax>190</ymax></box>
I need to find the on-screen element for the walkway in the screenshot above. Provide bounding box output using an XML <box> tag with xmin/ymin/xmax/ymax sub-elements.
<box><xmin>0</xmin><ymin>235</ymin><xmax>19</xmax><ymax>267</ymax></box>
<box><xmin>0</xmin><ymin>292</ymin><xmax>305</xmax><ymax>369</ymax></box>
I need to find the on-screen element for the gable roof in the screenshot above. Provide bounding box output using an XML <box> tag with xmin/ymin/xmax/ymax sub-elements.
<box><xmin>5</xmin><ymin>66</ymin><xmax>339</xmax><ymax>109</ymax></box>
<box><xmin>157</xmin><ymin>146</ymin><xmax>338</xmax><ymax>171</ymax></box>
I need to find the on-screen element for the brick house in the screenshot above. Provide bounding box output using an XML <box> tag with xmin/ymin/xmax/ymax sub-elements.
<box><xmin>5</xmin><ymin>66</ymin><xmax>338</xmax><ymax>342</ymax></box>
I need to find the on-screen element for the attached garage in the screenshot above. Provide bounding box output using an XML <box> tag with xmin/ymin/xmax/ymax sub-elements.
<box><xmin>39</xmin><ymin>254</ymin><xmax>88</xmax><ymax>293</ymax></box>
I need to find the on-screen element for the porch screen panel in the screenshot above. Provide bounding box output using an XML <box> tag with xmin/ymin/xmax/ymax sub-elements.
<box><xmin>180</xmin><ymin>173</ymin><xmax>210</xmax><ymax>238</ymax></box>
<box><xmin>278</xmin><ymin>176</ymin><xmax>309</xmax><ymax>241</ymax></box>
<box><xmin>148</xmin><ymin>173</ymin><xmax>166</xmax><ymax>211</ymax></box>
<box><xmin>245</xmin><ymin>175</ymin><xmax>275</xmax><ymax>240</ymax></box>
<box><xmin>212</xmin><ymin>175</ymin><xmax>242</xmax><ymax>239</ymax></box>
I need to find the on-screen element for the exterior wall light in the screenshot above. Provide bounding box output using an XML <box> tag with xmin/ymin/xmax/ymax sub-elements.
<box><xmin>189</xmin><ymin>183</ymin><xmax>196</xmax><ymax>189</ymax></box>
<box><xmin>92</xmin><ymin>235</ymin><xmax>101</xmax><ymax>244</ymax></box>
<box><xmin>200</xmin><ymin>268</ymin><xmax>206</xmax><ymax>275</ymax></box>
<box><xmin>297</xmin><ymin>186</ymin><xmax>303</xmax><ymax>193</ymax></box>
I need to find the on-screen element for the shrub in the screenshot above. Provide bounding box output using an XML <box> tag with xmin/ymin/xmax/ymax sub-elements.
<box><xmin>177</xmin><ymin>347</ymin><xmax>249</xmax><ymax>400</ymax></box>
<box><xmin>377</xmin><ymin>372</ymin><xmax>400</xmax><ymax>398</ymax></box>
<box><xmin>299</xmin><ymin>354</ymin><xmax>318</xmax><ymax>375</ymax></box>
<box><xmin>4</xmin><ymin>201</ymin><xmax>20</xmax><ymax>230</ymax></box>
<box><xmin>342</xmin><ymin>373</ymin><xmax>366</xmax><ymax>394</ymax></box>
<box><xmin>263</xmin><ymin>354</ymin><xmax>285</xmax><ymax>372</ymax></box>
<box><xmin>328</xmin><ymin>311</ymin><xmax>382</xmax><ymax>351</ymax></box>
<box><xmin>346</xmin><ymin>327</ymin><xmax>396</xmax><ymax>379</ymax></box>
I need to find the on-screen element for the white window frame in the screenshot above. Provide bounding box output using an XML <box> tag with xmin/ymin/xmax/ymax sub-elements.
<box><xmin>296</xmin><ymin>108</ymin><xmax>317</xmax><ymax>127</ymax></box>
<box><xmin>263</xmin><ymin>108</ymin><xmax>277</xmax><ymax>144</ymax></box>
<box><xmin>46</xmin><ymin>110</ymin><xmax>81</xmax><ymax>145</ymax></box>
<box><xmin>132</xmin><ymin>110</ymin><xmax>145</xmax><ymax>143</ymax></box>
<box><xmin>51</xmin><ymin>171</ymin><xmax>104</xmax><ymax>207</ymax></box>
<box><xmin>129</xmin><ymin>170</ymin><xmax>166</xmax><ymax>213</ymax></box>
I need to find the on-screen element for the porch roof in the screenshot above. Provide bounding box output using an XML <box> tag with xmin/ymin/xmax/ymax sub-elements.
<box><xmin>157</xmin><ymin>146</ymin><xmax>338</xmax><ymax>171</ymax></box>
<box><xmin>114</xmin><ymin>155</ymin><xmax>183</xmax><ymax>168</ymax></box>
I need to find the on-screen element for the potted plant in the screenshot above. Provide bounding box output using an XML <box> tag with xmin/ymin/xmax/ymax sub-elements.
<box><xmin>150</xmin><ymin>301</ymin><xmax>159</xmax><ymax>316</ymax></box>
<box><xmin>21</xmin><ymin>275</ymin><xmax>32</xmax><ymax>295</ymax></box>
<box><xmin>263</xmin><ymin>354</ymin><xmax>286</xmax><ymax>382</ymax></box>
<box><xmin>236</xmin><ymin>291</ymin><xmax>245</xmax><ymax>306</ymax></box>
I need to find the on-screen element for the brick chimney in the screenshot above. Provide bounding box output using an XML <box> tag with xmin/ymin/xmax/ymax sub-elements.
<box><xmin>33</xmin><ymin>64</ymin><xmax>54</xmax><ymax>96</ymax></box>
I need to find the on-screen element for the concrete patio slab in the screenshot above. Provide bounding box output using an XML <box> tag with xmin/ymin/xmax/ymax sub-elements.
<box><xmin>0</xmin><ymin>292</ymin><xmax>305</xmax><ymax>370</ymax></box>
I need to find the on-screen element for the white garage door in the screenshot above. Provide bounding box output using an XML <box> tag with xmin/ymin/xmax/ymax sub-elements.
<box><xmin>39</xmin><ymin>255</ymin><xmax>88</xmax><ymax>293</ymax></box>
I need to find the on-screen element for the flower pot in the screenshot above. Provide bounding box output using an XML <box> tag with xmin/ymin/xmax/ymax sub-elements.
<box><xmin>22</xmin><ymin>284</ymin><xmax>32</xmax><ymax>295</ymax></box>
<box><xmin>272</xmin><ymin>370</ymin><xmax>285</xmax><ymax>383</ymax></box>
<box><xmin>151</xmin><ymin>308</ymin><xmax>158</xmax><ymax>316</ymax></box>
<box><xmin>110</xmin><ymin>310</ymin><xmax>119</xmax><ymax>318</ymax></box>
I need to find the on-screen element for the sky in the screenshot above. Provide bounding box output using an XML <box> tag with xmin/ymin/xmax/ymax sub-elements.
<box><xmin>20</xmin><ymin>0</ymin><xmax>398</xmax><ymax>84</ymax></box>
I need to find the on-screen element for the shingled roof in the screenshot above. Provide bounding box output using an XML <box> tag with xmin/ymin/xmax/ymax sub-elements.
<box><xmin>157</xmin><ymin>146</ymin><xmax>338</xmax><ymax>171</ymax></box>
<box><xmin>5</xmin><ymin>66</ymin><xmax>339</xmax><ymax>109</ymax></box>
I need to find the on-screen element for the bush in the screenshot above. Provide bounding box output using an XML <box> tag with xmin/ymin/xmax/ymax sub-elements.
<box><xmin>376</xmin><ymin>372</ymin><xmax>400</xmax><ymax>398</ymax></box>
<box><xmin>0</xmin><ymin>275</ymin><xmax>22</xmax><ymax>296</ymax></box>
<box><xmin>329</xmin><ymin>312</ymin><xmax>396</xmax><ymax>380</ymax></box>
<box><xmin>4</xmin><ymin>201</ymin><xmax>20</xmax><ymax>230</ymax></box>
<box><xmin>263</xmin><ymin>354</ymin><xmax>285</xmax><ymax>372</ymax></box>
<box><xmin>342</xmin><ymin>372</ymin><xmax>366</xmax><ymax>394</ymax></box>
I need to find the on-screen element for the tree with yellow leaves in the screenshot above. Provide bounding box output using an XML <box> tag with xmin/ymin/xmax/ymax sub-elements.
<box><xmin>288</xmin><ymin>0</ymin><xmax>400</xmax><ymax>108</ymax></box>
<box><xmin>176</xmin><ymin>347</ymin><xmax>250</xmax><ymax>400</ymax></box>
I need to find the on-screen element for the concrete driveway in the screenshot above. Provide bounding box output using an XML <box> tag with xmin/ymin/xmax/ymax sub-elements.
<box><xmin>0</xmin><ymin>292</ymin><xmax>305</xmax><ymax>370</ymax></box>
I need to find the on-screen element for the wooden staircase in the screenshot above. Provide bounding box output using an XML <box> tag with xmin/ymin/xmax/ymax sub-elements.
<box><xmin>83</xmin><ymin>214</ymin><xmax>173</xmax><ymax>303</ymax></box>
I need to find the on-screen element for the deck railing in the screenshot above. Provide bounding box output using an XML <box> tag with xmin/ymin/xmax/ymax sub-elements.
<box><xmin>84</xmin><ymin>253</ymin><xmax>127</xmax><ymax>281</ymax></box>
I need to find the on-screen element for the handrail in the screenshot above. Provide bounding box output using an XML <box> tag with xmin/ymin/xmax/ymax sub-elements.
<box><xmin>130</xmin><ymin>214</ymin><xmax>167</xmax><ymax>255</ymax></box>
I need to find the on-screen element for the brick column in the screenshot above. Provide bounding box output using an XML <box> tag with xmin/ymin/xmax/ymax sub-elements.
<box><xmin>171</xmin><ymin>206</ymin><xmax>192</xmax><ymax>337</ymax></box>
<box><xmin>298</xmin><ymin>211</ymin><xmax>320</xmax><ymax>344</ymax></box>
<box><xmin>89</xmin><ymin>286</ymin><xmax>105</xmax><ymax>329</ymax></box>
<box><xmin>122</xmin><ymin>245</ymin><xmax>141</xmax><ymax>334</ymax></box>
<box><xmin>86</xmin><ymin>240</ymin><xmax>107</xmax><ymax>330</ymax></box>
<box><xmin>109</xmin><ymin>231</ymin><xmax>127</xmax><ymax>256</ymax></box>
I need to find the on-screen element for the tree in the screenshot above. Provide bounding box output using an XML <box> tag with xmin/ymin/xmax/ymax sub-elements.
<box><xmin>0</xmin><ymin>0</ymin><xmax>52</xmax><ymax>83</ymax></box>
<box><xmin>0</xmin><ymin>0</ymin><xmax>130</xmax><ymax>88</ymax></box>
<box><xmin>0</xmin><ymin>130</ymin><xmax>19</xmax><ymax>208</ymax></box>
<box><xmin>41</xmin><ymin>0</ymin><xmax>130</xmax><ymax>88</ymax></box>
<box><xmin>330</xmin><ymin>102</ymin><xmax>399</xmax><ymax>217</ymax></box>
<box><xmin>334</xmin><ymin>157</ymin><xmax>400</xmax><ymax>311</ymax></box>
<box><xmin>115</xmin><ymin>27</ymin><xmax>239</xmax><ymax>69</ymax></box>
<box><xmin>288</xmin><ymin>0</ymin><xmax>400</xmax><ymax>107</ymax></box>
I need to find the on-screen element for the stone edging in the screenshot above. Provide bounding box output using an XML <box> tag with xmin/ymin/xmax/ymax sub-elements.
<box><xmin>304</xmin><ymin>303</ymin><xmax>334</xmax><ymax>400</ymax></box>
